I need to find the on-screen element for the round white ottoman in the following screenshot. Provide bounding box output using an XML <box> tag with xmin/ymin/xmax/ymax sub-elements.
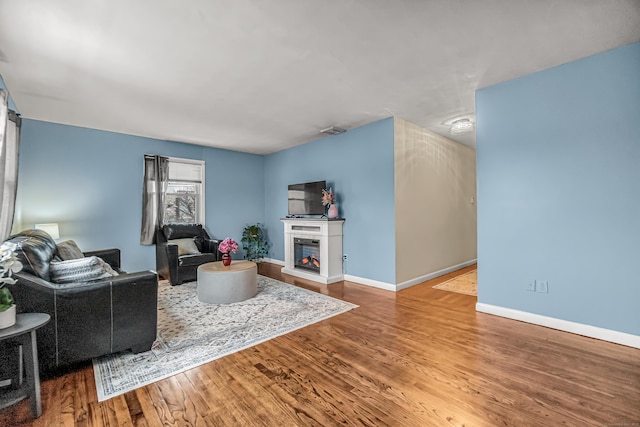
<box><xmin>197</xmin><ymin>260</ymin><xmax>257</xmax><ymax>304</ymax></box>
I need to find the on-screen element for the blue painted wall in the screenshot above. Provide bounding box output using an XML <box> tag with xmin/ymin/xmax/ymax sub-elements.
<box><xmin>14</xmin><ymin>120</ymin><xmax>264</xmax><ymax>272</ymax></box>
<box><xmin>201</xmin><ymin>146</ymin><xmax>265</xmax><ymax>255</ymax></box>
<box><xmin>264</xmin><ymin>118</ymin><xmax>396</xmax><ymax>284</ymax></box>
<box><xmin>476</xmin><ymin>42</ymin><xmax>640</xmax><ymax>335</ymax></box>
<box><xmin>14</xmin><ymin>117</ymin><xmax>395</xmax><ymax>283</ymax></box>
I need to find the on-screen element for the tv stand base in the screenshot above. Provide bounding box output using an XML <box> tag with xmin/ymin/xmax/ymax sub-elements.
<box><xmin>281</xmin><ymin>267</ymin><xmax>343</xmax><ymax>285</ymax></box>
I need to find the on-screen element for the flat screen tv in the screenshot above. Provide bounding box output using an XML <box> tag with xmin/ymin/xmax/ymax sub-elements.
<box><xmin>288</xmin><ymin>180</ymin><xmax>326</xmax><ymax>216</ymax></box>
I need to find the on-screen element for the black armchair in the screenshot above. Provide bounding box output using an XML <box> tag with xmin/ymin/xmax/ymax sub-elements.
<box><xmin>155</xmin><ymin>223</ymin><xmax>220</xmax><ymax>286</ymax></box>
<box><xmin>4</xmin><ymin>229</ymin><xmax>158</xmax><ymax>372</ymax></box>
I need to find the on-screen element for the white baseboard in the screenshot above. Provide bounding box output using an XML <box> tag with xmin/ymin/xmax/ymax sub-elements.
<box><xmin>345</xmin><ymin>259</ymin><xmax>477</xmax><ymax>292</ymax></box>
<box><xmin>476</xmin><ymin>303</ymin><xmax>640</xmax><ymax>350</ymax></box>
<box><xmin>395</xmin><ymin>259</ymin><xmax>477</xmax><ymax>291</ymax></box>
<box><xmin>265</xmin><ymin>259</ymin><xmax>396</xmax><ymax>290</ymax></box>
<box><xmin>343</xmin><ymin>274</ymin><xmax>396</xmax><ymax>291</ymax></box>
<box><xmin>263</xmin><ymin>259</ymin><xmax>394</xmax><ymax>289</ymax></box>
<box><xmin>265</xmin><ymin>258</ymin><xmax>477</xmax><ymax>293</ymax></box>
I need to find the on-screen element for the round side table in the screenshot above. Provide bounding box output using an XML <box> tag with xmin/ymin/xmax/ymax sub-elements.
<box><xmin>0</xmin><ymin>313</ymin><xmax>50</xmax><ymax>418</ymax></box>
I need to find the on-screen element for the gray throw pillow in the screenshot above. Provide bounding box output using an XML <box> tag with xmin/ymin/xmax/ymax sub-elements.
<box><xmin>6</xmin><ymin>230</ymin><xmax>57</xmax><ymax>280</ymax></box>
<box><xmin>56</xmin><ymin>240</ymin><xmax>85</xmax><ymax>260</ymax></box>
<box><xmin>50</xmin><ymin>256</ymin><xmax>119</xmax><ymax>285</ymax></box>
<box><xmin>96</xmin><ymin>257</ymin><xmax>119</xmax><ymax>276</ymax></box>
<box><xmin>168</xmin><ymin>238</ymin><xmax>201</xmax><ymax>256</ymax></box>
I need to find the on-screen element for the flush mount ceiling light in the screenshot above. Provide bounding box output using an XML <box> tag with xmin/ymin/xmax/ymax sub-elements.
<box><xmin>450</xmin><ymin>118</ymin><xmax>475</xmax><ymax>135</ymax></box>
<box><xmin>320</xmin><ymin>126</ymin><xmax>346</xmax><ymax>136</ymax></box>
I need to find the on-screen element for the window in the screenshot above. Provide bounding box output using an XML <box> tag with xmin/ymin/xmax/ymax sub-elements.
<box><xmin>163</xmin><ymin>158</ymin><xmax>205</xmax><ymax>225</ymax></box>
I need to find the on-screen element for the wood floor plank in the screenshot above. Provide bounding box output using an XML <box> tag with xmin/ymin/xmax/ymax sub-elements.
<box><xmin>1</xmin><ymin>262</ymin><xmax>639</xmax><ymax>426</ymax></box>
<box><xmin>130</xmin><ymin>387</ymin><xmax>165</xmax><ymax>427</ymax></box>
<box><xmin>71</xmin><ymin>369</ymin><xmax>91</xmax><ymax>427</ymax></box>
<box><xmin>143</xmin><ymin>381</ymin><xmax>181</xmax><ymax>426</ymax></box>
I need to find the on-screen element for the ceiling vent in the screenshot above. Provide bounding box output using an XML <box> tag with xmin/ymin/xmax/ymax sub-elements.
<box><xmin>320</xmin><ymin>126</ymin><xmax>346</xmax><ymax>136</ymax></box>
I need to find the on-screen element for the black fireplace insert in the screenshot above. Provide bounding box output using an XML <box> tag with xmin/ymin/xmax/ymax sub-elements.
<box><xmin>294</xmin><ymin>238</ymin><xmax>320</xmax><ymax>272</ymax></box>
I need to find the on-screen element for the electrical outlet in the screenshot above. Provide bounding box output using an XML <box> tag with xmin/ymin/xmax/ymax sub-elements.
<box><xmin>527</xmin><ymin>281</ymin><xmax>536</xmax><ymax>292</ymax></box>
<box><xmin>342</xmin><ymin>254</ymin><xmax>348</xmax><ymax>261</ymax></box>
<box><xmin>537</xmin><ymin>280</ymin><xmax>548</xmax><ymax>293</ymax></box>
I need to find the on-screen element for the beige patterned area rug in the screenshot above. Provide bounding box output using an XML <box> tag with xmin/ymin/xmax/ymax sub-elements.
<box><xmin>433</xmin><ymin>270</ymin><xmax>477</xmax><ymax>296</ymax></box>
<box><xmin>93</xmin><ymin>276</ymin><xmax>358</xmax><ymax>401</ymax></box>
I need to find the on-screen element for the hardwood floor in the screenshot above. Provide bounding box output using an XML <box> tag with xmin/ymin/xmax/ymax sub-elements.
<box><xmin>2</xmin><ymin>263</ymin><xmax>639</xmax><ymax>426</ymax></box>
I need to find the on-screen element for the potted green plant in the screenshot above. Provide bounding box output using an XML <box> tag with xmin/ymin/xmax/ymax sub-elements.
<box><xmin>241</xmin><ymin>224</ymin><xmax>269</xmax><ymax>262</ymax></box>
<box><xmin>0</xmin><ymin>241</ymin><xmax>22</xmax><ymax>329</ymax></box>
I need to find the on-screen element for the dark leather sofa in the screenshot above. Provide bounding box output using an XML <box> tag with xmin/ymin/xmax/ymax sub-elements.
<box><xmin>4</xmin><ymin>230</ymin><xmax>158</xmax><ymax>372</ymax></box>
<box><xmin>155</xmin><ymin>223</ymin><xmax>220</xmax><ymax>286</ymax></box>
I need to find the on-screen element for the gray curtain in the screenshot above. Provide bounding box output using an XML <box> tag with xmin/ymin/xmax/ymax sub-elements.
<box><xmin>140</xmin><ymin>154</ymin><xmax>169</xmax><ymax>245</ymax></box>
<box><xmin>0</xmin><ymin>90</ymin><xmax>21</xmax><ymax>242</ymax></box>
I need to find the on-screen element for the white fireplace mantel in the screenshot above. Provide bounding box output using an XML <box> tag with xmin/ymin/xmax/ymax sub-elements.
<box><xmin>281</xmin><ymin>218</ymin><xmax>345</xmax><ymax>284</ymax></box>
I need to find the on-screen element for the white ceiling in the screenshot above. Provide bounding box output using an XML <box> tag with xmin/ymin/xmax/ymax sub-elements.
<box><xmin>1</xmin><ymin>1</ymin><xmax>639</xmax><ymax>154</ymax></box>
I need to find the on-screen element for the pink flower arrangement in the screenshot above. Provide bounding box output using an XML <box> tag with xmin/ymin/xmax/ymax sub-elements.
<box><xmin>321</xmin><ymin>188</ymin><xmax>335</xmax><ymax>206</ymax></box>
<box><xmin>218</xmin><ymin>238</ymin><xmax>239</xmax><ymax>254</ymax></box>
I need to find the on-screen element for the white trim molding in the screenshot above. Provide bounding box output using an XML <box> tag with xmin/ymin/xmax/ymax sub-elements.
<box><xmin>343</xmin><ymin>274</ymin><xmax>396</xmax><ymax>291</ymax></box>
<box><xmin>273</xmin><ymin>258</ymin><xmax>396</xmax><ymax>290</ymax></box>
<box><xmin>276</xmin><ymin>258</ymin><xmax>477</xmax><ymax>293</ymax></box>
<box><xmin>395</xmin><ymin>259</ymin><xmax>477</xmax><ymax>291</ymax></box>
<box><xmin>343</xmin><ymin>257</ymin><xmax>476</xmax><ymax>292</ymax></box>
<box><xmin>476</xmin><ymin>303</ymin><xmax>640</xmax><ymax>350</ymax></box>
